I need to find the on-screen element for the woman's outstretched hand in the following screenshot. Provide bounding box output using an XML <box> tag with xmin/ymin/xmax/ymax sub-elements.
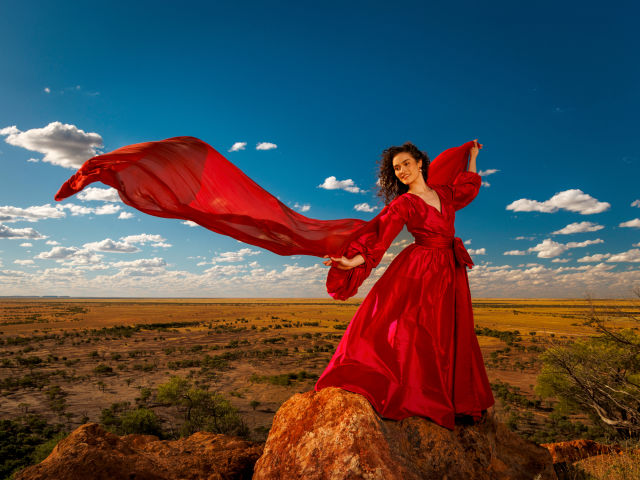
<box><xmin>322</xmin><ymin>254</ymin><xmax>364</xmax><ymax>270</ymax></box>
<box><xmin>470</xmin><ymin>139</ymin><xmax>483</xmax><ymax>159</ymax></box>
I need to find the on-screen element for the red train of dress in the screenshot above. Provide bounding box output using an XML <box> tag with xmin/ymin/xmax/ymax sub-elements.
<box><xmin>315</xmin><ymin>172</ymin><xmax>495</xmax><ymax>430</ymax></box>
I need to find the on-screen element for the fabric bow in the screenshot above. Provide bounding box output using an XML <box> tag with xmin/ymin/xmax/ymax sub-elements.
<box><xmin>453</xmin><ymin>236</ymin><xmax>474</xmax><ymax>269</ymax></box>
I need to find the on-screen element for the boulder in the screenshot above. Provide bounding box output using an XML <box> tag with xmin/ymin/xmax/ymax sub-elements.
<box><xmin>252</xmin><ymin>387</ymin><xmax>557</xmax><ymax>480</ymax></box>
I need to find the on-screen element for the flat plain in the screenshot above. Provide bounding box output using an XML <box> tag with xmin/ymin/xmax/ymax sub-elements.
<box><xmin>1</xmin><ymin>297</ymin><xmax>638</xmax><ymax>442</ymax></box>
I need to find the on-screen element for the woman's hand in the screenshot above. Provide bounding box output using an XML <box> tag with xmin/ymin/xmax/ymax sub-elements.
<box><xmin>322</xmin><ymin>254</ymin><xmax>364</xmax><ymax>270</ymax></box>
<box><xmin>470</xmin><ymin>139</ymin><xmax>483</xmax><ymax>160</ymax></box>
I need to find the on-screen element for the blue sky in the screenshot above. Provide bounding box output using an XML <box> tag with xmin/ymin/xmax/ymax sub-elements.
<box><xmin>0</xmin><ymin>1</ymin><xmax>638</xmax><ymax>298</ymax></box>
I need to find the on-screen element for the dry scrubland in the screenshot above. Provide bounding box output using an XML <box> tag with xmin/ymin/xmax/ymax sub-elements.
<box><xmin>1</xmin><ymin>297</ymin><xmax>639</xmax><ymax>477</ymax></box>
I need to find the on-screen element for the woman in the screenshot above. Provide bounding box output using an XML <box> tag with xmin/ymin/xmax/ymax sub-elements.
<box><xmin>54</xmin><ymin>136</ymin><xmax>494</xmax><ymax>430</ymax></box>
<box><xmin>314</xmin><ymin>140</ymin><xmax>494</xmax><ymax>429</ymax></box>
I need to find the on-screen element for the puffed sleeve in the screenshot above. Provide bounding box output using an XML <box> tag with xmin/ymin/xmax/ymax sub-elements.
<box><xmin>450</xmin><ymin>170</ymin><xmax>482</xmax><ymax>211</ymax></box>
<box><xmin>326</xmin><ymin>196</ymin><xmax>410</xmax><ymax>301</ymax></box>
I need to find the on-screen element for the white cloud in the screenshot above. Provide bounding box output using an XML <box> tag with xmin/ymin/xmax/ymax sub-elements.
<box><xmin>183</xmin><ymin>220</ymin><xmax>198</xmax><ymax>227</ymax></box>
<box><xmin>318</xmin><ymin>176</ymin><xmax>363</xmax><ymax>193</ymax></box>
<box><xmin>77</xmin><ymin>187</ymin><xmax>120</xmax><ymax>202</ymax></box>
<box><xmin>14</xmin><ymin>259</ymin><xmax>34</xmax><ymax>265</ymax></box>
<box><xmin>44</xmin><ymin>87</ymin><xmax>51</xmax><ymax>94</ymax></box>
<box><xmin>46</xmin><ymin>240</ymin><xmax>60</xmax><ymax>245</ymax></box>
<box><xmin>515</xmin><ymin>236</ymin><xmax>536</xmax><ymax>241</ymax></box>
<box><xmin>478</xmin><ymin>169</ymin><xmax>499</xmax><ymax>176</ymax></box>
<box><xmin>631</xmin><ymin>200</ymin><xmax>640</xmax><ymax>208</ymax></box>
<box><xmin>506</xmin><ymin>189</ymin><xmax>610</xmax><ymax>215</ymax></box>
<box><xmin>0</xmin><ymin>121</ymin><xmax>103</xmax><ymax>169</ymax></box>
<box><xmin>291</xmin><ymin>202</ymin><xmax>310</xmax><ymax>212</ymax></box>
<box><xmin>27</xmin><ymin>157</ymin><xmax>39</xmax><ymax>163</ymax></box>
<box><xmin>229</xmin><ymin>142</ymin><xmax>247</xmax><ymax>152</ymax></box>
<box><xmin>551</xmin><ymin>221</ymin><xmax>604</xmax><ymax>235</ymax></box>
<box><xmin>619</xmin><ymin>218</ymin><xmax>640</xmax><ymax>228</ymax></box>
<box><xmin>120</xmin><ymin>234</ymin><xmax>166</xmax><ymax>245</ymax></box>
<box><xmin>504</xmin><ymin>250</ymin><xmax>527</xmax><ymax>256</ymax></box>
<box><xmin>551</xmin><ymin>258</ymin><xmax>570</xmax><ymax>263</ymax></box>
<box><xmin>210</xmin><ymin>248</ymin><xmax>261</xmax><ymax>264</ymax></box>
<box><xmin>256</xmin><ymin>142</ymin><xmax>277</xmax><ymax>151</ymax></box>
<box><xmin>528</xmin><ymin>238</ymin><xmax>604</xmax><ymax>259</ymax></box>
<box><xmin>94</xmin><ymin>204</ymin><xmax>121</xmax><ymax>215</ymax></box>
<box><xmin>0</xmin><ymin>204</ymin><xmax>66</xmax><ymax>222</ymax></box>
<box><xmin>112</xmin><ymin>258</ymin><xmax>167</xmax><ymax>268</ymax></box>
<box><xmin>468</xmin><ymin>248</ymin><xmax>486</xmax><ymax>255</ymax></box>
<box><xmin>578</xmin><ymin>253</ymin><xmax>612</xmax><ymax>262</ymax></box>
<box><xmin>0</xmin><ymin>224</ymin><xmax>46</xmax><ymax>239</ymax></box>
<box><xmin>35</xmin><ymin>246</ymin><xmax>78</xmax><ymax>260</ymax></box>
<box><xmin>19</xmin><ymin>242</ymin><xmax>33</xmax><ymax>247</ymax></box>
<box><xmin>83</xmin><ymin>239</ymin><xmax>140</xmax><ymax>253</ymax></box>
<box><xmin>464</xmin><ymin>239</ymin><xmax>472</xmax><ymax>245</ymax></box>
<box><xmin>354</xmin><ymin>203</ymin><xmax>378</xmax><ymax>213</ymax></box>
<box><xmin>481</xmin><ymin>181</ymin><xmax>490</xmax><ymax>188</ymax></box>
<box><xmin>152</xmin><ymin>242</ymin><xmax>172</xmax><ymax>248</ymax></box>
<box><xmin>607</xmin><ymin>249</ymin><xmax>640</xmax><ymax>263</ymax></box>
<box><xmin>118</xmin><ymin>212</ymin><xmax>134</xmax><ymax>220</ymax></box>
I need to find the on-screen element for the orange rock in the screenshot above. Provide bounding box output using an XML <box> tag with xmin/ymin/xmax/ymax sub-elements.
<box><xmin>14</xmin><ymin>423</ymin><xmax>263</xmax><ymax>480</ymax></box>
<box><xmin>253</xmin><ymin>387</ymin><xmax>557</xmax><ymax>480</ymax></box>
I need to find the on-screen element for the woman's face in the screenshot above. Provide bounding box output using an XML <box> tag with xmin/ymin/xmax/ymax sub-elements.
<box><xmin>392</xmin><ymin>153</ymin><xmax>422</xmax><ymax>185</ymax></box>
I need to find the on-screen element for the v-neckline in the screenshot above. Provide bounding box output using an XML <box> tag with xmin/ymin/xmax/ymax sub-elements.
<box><xmin>407</xmin><ymin>188</ymin><xmax>444</xmax><ymax>216</ymax></box>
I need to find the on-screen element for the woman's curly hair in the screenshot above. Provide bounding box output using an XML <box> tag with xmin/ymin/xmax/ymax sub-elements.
<box><xmin>376</xmin><ymin>142</ymin><xmax>430</xmax><ymax>205</ymax></box>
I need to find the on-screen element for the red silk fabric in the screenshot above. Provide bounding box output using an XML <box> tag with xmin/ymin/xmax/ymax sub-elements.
<box><xmin>55</xmin><ymin>136</ymin><xmax>476</xmax><ymax>299</ymax></box>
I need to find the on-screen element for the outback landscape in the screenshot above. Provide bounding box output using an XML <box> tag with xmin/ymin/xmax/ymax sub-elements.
<box><xmin>1</xmin><ymin>297</ymin><xmax>639</xmax><ymax>479</ymax></box>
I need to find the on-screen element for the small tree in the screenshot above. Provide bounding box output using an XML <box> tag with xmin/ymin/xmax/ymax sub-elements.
<box><xmin>535</xmin><ymin>292</ymin><xmax>640</xmax><ymax>438</ymax></box>
<box><xmin>156</xmin><ymin>375</ymin><xmax>249</xmax><ymax>438</ymax></box>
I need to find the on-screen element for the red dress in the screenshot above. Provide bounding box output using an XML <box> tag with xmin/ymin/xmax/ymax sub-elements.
<box><xmin>54</xmin><ymin>136</ymin><xmax>494</xmax><ymax>430</ymax></box>
<box><xmin>315</xmin><ymin>172</ymin><xmax>495</xmax><ymax>430</ymax></box>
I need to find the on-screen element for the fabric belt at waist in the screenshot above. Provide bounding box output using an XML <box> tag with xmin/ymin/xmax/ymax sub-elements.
<box><xmin>414</xmin><ymin>236</ymin><xmax>474</xmax><ymax>269</ymax></box>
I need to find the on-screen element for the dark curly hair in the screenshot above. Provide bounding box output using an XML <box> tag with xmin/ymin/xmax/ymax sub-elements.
<box><xmin>376</xmin><ymin>142</ymin><xmax>430</xmax><ymax>205</ymax></box>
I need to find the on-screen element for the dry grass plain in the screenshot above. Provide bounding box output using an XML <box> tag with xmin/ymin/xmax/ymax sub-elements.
<box><xmin>1</xmin><ymin>297</ymin><xmax>638</xmax><ymax>445</ymax></box>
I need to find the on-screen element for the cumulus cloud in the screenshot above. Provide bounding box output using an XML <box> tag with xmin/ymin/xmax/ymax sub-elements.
<box><xmin>578</xmin><ymin>253</ymin><xmax>612</xmax><ymax>262</ymax></box>
<box><xmin>528</xmin><ymin>238</ymin><xmax>604</xmax><ymax>258</ymax></box>
<box><xmin>354</xmin><ymin>203</ymin><xmax>378</xmax><ymax>213</ymax></box>
<box><xmin>118</xmin><ymin>212</ymin><xmax>134</xmax><ymax>219</ymax></box>
<box><xmin>478</xmin><ymin>169</ymin><xmax>499</xmax><ymax>176</ymax></box>
<box><xmin>318</xmin><ymin>176</ymin><xmax>363</xmax><ymax>193</ymax></box>
<box><xmin>292</xmin><ymin>202</ymin><xmax>310</xmax><ymax>212</ymax></box>
<box><xmin>0</xmin><ymin>224</ymin><xmax>46</xmax><ymax>239</ymax></box>
<box><xmin>35</xmin><ymin>246</ymin><xmax>79</xmax><ymax>259</ymax></box>
<box><xmin>111</xmin><ymin>258</ymin><xmax>167</xmax><ymax>268</ymax></box>
<box><xmin>468</xmin><ymin>248</ymin><xmax>486</xmax><ymax>255</ymax></box>
<box><xmin>481</xmin><ymin>181</ymin><xmax>490</xmax><ymax>188</ymax></box>
<box><xmin>256</xmin><ymin>142</ymin><xmax>277</xmax><ymax>150</ymax></box>
<box><xmin>46</xmin><ymin>240</ymin><xmax>60</xmax><ymax>245</ymax></box>
<box><xmin>619</xmin><ymin>218</ymin><xmax>640</xmax><ymax>228</ymax></box>
<box><xmin>551</xmin><ymin>221</ymin><xmax>604</xmax><ymax>235</ymax></box>
<box><xmin>77</xmin><ymin>187</ymin><xmax>120</xmax><ymax>202</ymax></box>
<box><xmin>0</xmin><ymin>202</ymin><xmax>122</xmax><ymax>222</ymax></box>
<box><xmin>183</xmin><ymin>220</ymin><xmax>198</xmax><ymax>227</ymax></box>
<box><xmin>14</xmin><ymin>259</ymin><xmax>35</xmax><ymax>265</ymax></box>
<box><xmin>229</xmin><ymin>142</ymin><xmax>247</xmax><ymax>152</ymax></box>
<box><xmin>506</xmin><ymin>189</ymin><xmax>610</xmax><ymax>215</ymax></box>
<box><xmin>120</xmin><ymin>234</ymin><xmax>166</xmax><ymax>245</ymax></box>
<box><xmin>82</xmin><ymin>239</ymin><xmax>140</xmax><ymax>253</ymax></box>
<box><xmin>19</xmin><ymin>242</ymin><xmax>33</xmax><ymax>247</ymax></box>
<box><xmin>0</xmin><ymin>204</ymin><xmax>66</xmax><ymax>222</ymax></box>
<box><xmin>631</xmin><ymin>200</ymin><xmax>640</xmax><ymax>208</ymax></box>
<box><xmin>607</xmin><ymin>249</ymin><xmax>640</xmax><ymax>263</ymax></box>
<box><xmin>208</xmin><ymin>248</ymin><xmax>261</xmax><ymax>264</ymax></box>
<box><xmin>0</xmin><ymin>121</ymin><xmax>103</xmax><ymax>169</ymax></box>
<box><xmin>504</xmin><ymin>250</ymin><xmax>527</xmax><ymax>256</ymax></box>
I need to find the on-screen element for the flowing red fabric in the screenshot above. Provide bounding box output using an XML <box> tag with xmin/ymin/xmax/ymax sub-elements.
<box><xmin>54</xmin><ymin>136</ymin><xmax>476</xmax><ymax>299</ymax></box>
<box><xmin>55</xmin><ymin>136</ymin><xmax>495</xmax><ymax>429</ymax></box>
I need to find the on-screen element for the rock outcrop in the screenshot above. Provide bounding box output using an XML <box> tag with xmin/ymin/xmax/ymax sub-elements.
<box><xmin>14</xmin><ymin>423</ymin><xmax>263</xmax><ymax>480</ymax></box>
<box><xmin>253</xmin><ymin>387</ymin><xmax>557</xmax><ymax>480</ymax></box>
